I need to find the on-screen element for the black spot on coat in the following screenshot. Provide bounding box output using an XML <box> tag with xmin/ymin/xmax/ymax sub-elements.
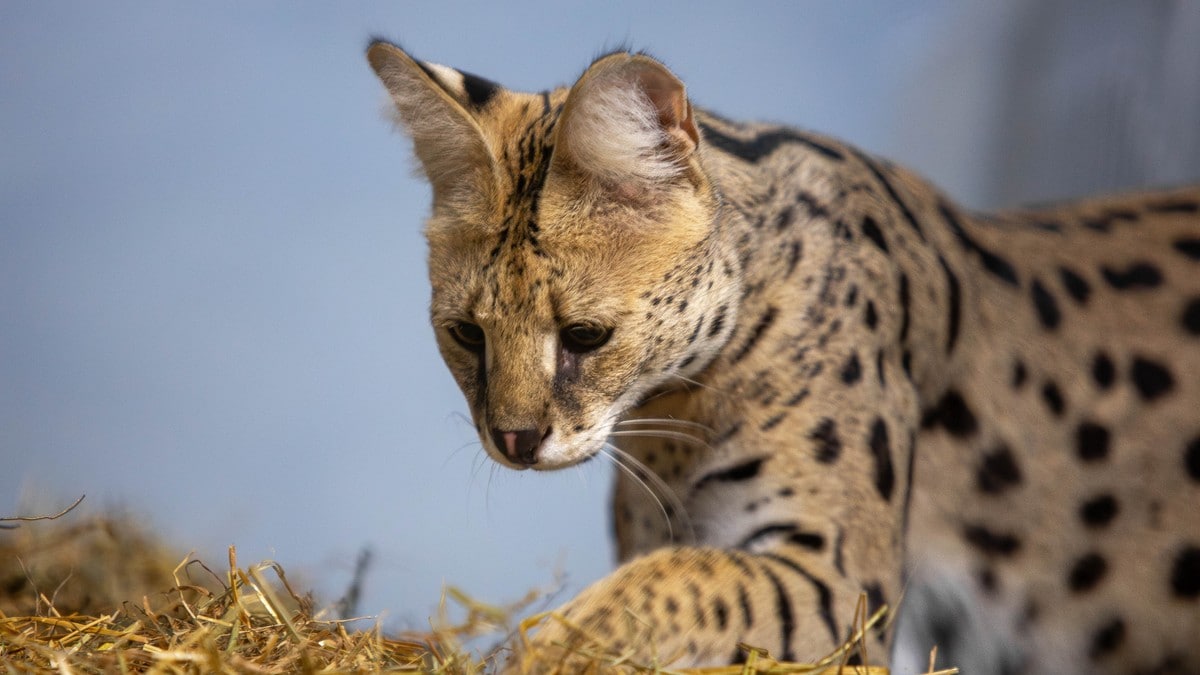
<box><xmin>762</xmin><ymin>553</ymin><xmax>839</xmax><ymax>648</ymax></box>
<box><xmin>1183</xmin><ymin>298</ymin><xmax>1200</xmax><ymax>335</ymax></box>
<box><xmin>1079</xmin><ymin>494</ymin><xmax>1119</xmax><ymax>528</ymax></box>
<box><xmin>939</xmin><ymin>256</ymin><xmax>962</xmax><ymax>352</ymax></box>
<box><xmin>939</xmin><ymin>201</ymin><xmax>1020</xmax><ymax>286</ymax></box>
<box><xmin>1101</xmin><ymin>262</ymin><xmax>1164</xmax><ymax>290</ymax></box>
<box><xmin>868</xmin><ymin>417</ymin><xmax>895</xmax><ymax>501</ymax></box>
<box><xmin>1041</xmin><ymin>381</ymin><xmax>1066</xmax><ymax>417</ymax></box>
<box><xmin>1068</xmin><ymin>553</ymin><xmax>1108</xmax><ymax>592</ymax></box>
<box><xmin>864</xmin><ymin>301</ymin><xmax>878</xmax><ymax>331</ymax></box>
<box><xmin>1076</xmin><ymin>422</ymin><xmax>1112</xmax><ymax>462</ymax></box>
<box><xmin>856</xmin><ymin>150</ymin><xmax>926</xmax><ymax>241</ymax></box>
<box><xmin>1171</xmin><ymin>546</ymin><xmax>1200</xmax><ymax>598</ymax></box>
<box><xmin>694</xmin><ymin>457</ymin><xmax>766</xmax><ymax>490</ymax></box>
<box><xmin>1031</xmin><ymin>278</ymin><xmax>1061</xmax><ymax>330</ymax></box>
<box><xmin>977</xmin><ymin>444</ymin><xmax>1023</xmax><ymax>494</ymax></box>
<box><xmin>1092</xmin><ymin>352</ymin><xmax>1116</xmax><ymax>389</ymax></box>
<box><xmin>1011</xmin><ymin>360</ymin><xmax>1028</xmax><ymax>389</ymax></box>
<box><xmin>963</xmin><ymin>524</ymin><xmax>1022</xmax><ymax>556</ymax></box>
<box><xmin>809</xmin><ymin>418</ymin><xmax>841</xmax><ymax>464</ymax></box>
<box><xmin>1089</xmin><ymin>618</ymin><xmax>1126</xmax><ymax>659</ymax></box>
<box><xmin>730</xmin><ymin>306</ymin><xmax>779</xmax><ymax>363</ymax></box>
<box><xmin>1186</xmin><ymin>437</ymin><xmax>1200</xmax><ymax>483</ymax></box>
<box><xmin>1149</xmin><ymin>199</ymin><xmax>1200</xmax><ymax>215</ymax></box>
<box><xmin>861</xmin><ymin>215</ymin><xmax>889</xmax><ymax>253</ymax></box>
<box><xmin>698</xmin><ymin>120</ymin><xmax>845</xmax><ymax>162</ymax></box>
<box><xmin>840</xmin><ymin>352</ymin><xmax>862</xmax><ymax>385</ymax></box>
<box><xmin>922</xmin><ymin>389</ymin><xmax>979</xmax><ymax>437</ymax></box>
<box><xmin>1172</xmin><ymin>237</ymin><xmax>1200</xmax><ymax>261</ymax></box>
<box><xmin>1130</xmin><ymin>357</ymin><xmax>1175</xmax><ymax>401</ymax></box>
<box><xmin>1058</xmin><ymin>266</ymin><xmax>1092</xmax><ymax>304</ymax></box>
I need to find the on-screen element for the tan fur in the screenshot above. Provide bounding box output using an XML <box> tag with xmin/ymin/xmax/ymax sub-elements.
<box><xmin>369</xmin><ymin>41</ymin><xmax>1200</xmax><ymax>673</ymax></box>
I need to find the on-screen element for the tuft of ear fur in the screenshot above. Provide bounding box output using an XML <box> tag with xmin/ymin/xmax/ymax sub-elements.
<box><xmin>366</xmin><ymin>40</ymin><xmax>496</xmax><ymax>200</ymax></box>
<box><xmin>554</xmin><ymin>52</ymin><xmax>699</xmax><ymax>185</ymax></box>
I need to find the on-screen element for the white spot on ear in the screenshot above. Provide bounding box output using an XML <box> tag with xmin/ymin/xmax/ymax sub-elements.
<box><xmin>421</xmin><ymin>62</ymin><xmax>467</xmax><ymax>97</ymax></box>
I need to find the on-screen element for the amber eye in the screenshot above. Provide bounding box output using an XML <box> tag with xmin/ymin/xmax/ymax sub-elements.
<box><xmin>561</xmin><ymin>323</ymin><xmax>612</xmax><ymax>353</ymax></box>
<box><xmin>448</xmin><ymin>321</ymin><xmax>486</xmax><ymax>353</ymax></box>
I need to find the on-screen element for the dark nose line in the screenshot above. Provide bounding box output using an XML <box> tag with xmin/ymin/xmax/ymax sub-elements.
<box><xmin>489</xmin><ymin>427</ymin><xmax>548</xmax><ymax>466</ymax></box>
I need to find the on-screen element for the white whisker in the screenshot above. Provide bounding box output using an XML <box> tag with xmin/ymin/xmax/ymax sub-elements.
<box><xmin>608</xmin><ymin>428</ymin><xmax>714</xmax><ymax>452</ymax></box>
<box><xmin>463</xmin><ymin>446</ymin><xmax>485</xmax><ymax>513</ymax></box>
<box><xmin>633</xmin><ymin>387</ymin><xmax>676</xmax><ymax>406</ymax></box>
<box><xmin>447</xmin><ymin>438</ymin><xmax>483</xmax><ymax>467</ymax></box>
<box><xmin>470</xmin><ymin>447</ymin><xmax>491</xmax><ymax>481</ymax></box>
<box><xmin>599</xmin><ymin>446</ymin><xmax>675</xmax><ymax>543</ymax></box>
<box><xmin>615</xmin><ymin>417</ymin><xmax>715</xmax><ymax>436</ymax></box>
<box><xmin>570</xmin><ymin>454</ymin><xmax>592</xmax><ymax>490</ymax></box>
<box><xmin>667</xmin><ymin>373</ymin><xmax>730</xmax><ymax>397</ymax></box>
<box><xmin>599</xmin><ymin>444</ymin><xmax>695</xmax><ymax>545</ymax></box>
<box><xmin>485</xmin><ymin>459</ymin><xmax>501</xmax><ymax>516</ymax></box>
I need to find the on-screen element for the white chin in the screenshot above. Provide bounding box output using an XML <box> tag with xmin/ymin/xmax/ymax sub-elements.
<box><xmin>531</xmin><ymin>438</ymin><xmax>602</xmax><ymax>470</ymax></box>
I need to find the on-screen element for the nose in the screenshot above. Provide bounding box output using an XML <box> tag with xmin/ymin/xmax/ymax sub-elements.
<box><xmin>489</xmin><ymin>427</ymin><xmax>547</xmax><ymax>466</ymax></box>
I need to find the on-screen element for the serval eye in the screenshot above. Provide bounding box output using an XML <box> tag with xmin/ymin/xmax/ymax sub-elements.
<box><xmin>448</xmin><ymin>321</ymin><xmax>486</xmax><ymax>352</ymax></box>
<box><xmin>561</xmin><ymin>323</ymin><xmax>612</xmax><ymax>353</ymax></box>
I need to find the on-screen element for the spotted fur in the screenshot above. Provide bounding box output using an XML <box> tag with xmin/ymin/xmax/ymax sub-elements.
<box><xmin>368</xmin><ymin>41</ymin><xmax>1200</xmax><ymax>674</ymax></box>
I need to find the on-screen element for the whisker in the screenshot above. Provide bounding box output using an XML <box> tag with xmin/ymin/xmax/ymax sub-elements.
<box><xmin>469</xmin><ymin>446</ymin><xmax>490</xmax><ymax>482</ymax></box>
<box><xmin>596</xmin><ymin>409</ymin><xmax>628</xmax><ymax>432</ymax></box>
<box><xmin>633</xmin><ymin>387</ymin><xmax>677</xmax><ymax>407</ymax></box>
<box><xmin>446</xmin><ymin>439</ymin><xmax>483</xmax><ymax>467</ymax></box>
<box><xmin>600</xmin><ymin>444</ymin><xmax>695</xmax><ymax>545</ymax></box>
<box><xmin>570</xmin><ymin>453</ymin><xmax>592</xmax><ymax>490</ymax></box>
<box><xmin>667</xmin><ymin>372</ymin><xmax>729</xmax><ymax>396</ymax></box>
<box><xmin>453</xmin><ymin>441</ymin><xmax>488</xmax><ymax>513</ymax></box>
<box><xmin>462</xmin><ymin>445</ymin><xmax>486</xmax><ymax>515</ymax></box>
<box><xmin>599</xmin><ymin>446</ymin><xmax>676</xmax><ymax>543</ymax></box>
<box><xmin>615</xmin><ymin>417</ymin><xmax>715</xmax><ymax>436</ymax></box>
<box><xmin>608</xmin><ymin>428</ymin><xmax>714</xmax><ymax>452</ymax></box>
<box><xmin>485</xmin><ymin>459</ymin><xmax>501</xmax><ymax>516</ymax></box>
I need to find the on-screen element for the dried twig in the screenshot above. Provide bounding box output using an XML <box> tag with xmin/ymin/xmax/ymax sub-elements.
<box><xmin>0</xmin><ymin>494</ymin><xmax>86</xmax><ymax>529</ymax></box>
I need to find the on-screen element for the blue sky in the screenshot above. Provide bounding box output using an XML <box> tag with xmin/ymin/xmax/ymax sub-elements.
<box><xmin>3</xmin><ymin>1</ymin><xmax>1196</xmax><ymax>640</ymax></box>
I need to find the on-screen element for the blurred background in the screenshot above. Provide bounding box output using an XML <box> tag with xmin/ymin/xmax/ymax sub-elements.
<box><xmin>3</xmin><ymin>0</ymin><xmax>1198</xmax><ymax>650</ymax></box>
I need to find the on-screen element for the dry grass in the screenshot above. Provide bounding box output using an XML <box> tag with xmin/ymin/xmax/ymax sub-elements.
<box><xmin>0</xmin><ymin>502</ymin><xmax>956</xmax><ymax>674</ymax></box>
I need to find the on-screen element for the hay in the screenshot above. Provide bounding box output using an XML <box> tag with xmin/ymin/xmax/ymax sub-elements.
<box><xmin>0</xmin><ymin>504</ymin><xmax>956</xmax><ymax>674</ymax></box>
<box><xmin>0</xmin><ymin>497</ymin><xmax>194</xmax><ymax>619</ymax></box>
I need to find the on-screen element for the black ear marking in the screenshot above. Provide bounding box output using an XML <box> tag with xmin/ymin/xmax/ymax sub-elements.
<box><xmin>460</xmin><ymin>70</ymin><xmax>501</xmax><ymax>109</ymax></box>
<box><xmin>412</xmin><ymin>59</ymin><xmax>440</xmax><ymax>84</ymax></box>
<box><xmin>407</xmin><ymin>57</ymin><xmax>500</xmax><ymax>110</ymax></box>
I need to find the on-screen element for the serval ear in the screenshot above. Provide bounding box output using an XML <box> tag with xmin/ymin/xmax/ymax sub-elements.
<box><xmin>367</xmin><ymin>40</ymin><xmax>497</xmax><ymax>202</ymax></box>
<box><xmin>553</xmin><ymin>52</ymin><xmax>700</xmax><ymax>185</ymax></box>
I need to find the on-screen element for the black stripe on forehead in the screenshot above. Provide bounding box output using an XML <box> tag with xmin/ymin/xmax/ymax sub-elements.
<box><xmin>511</xmin><ymin>105</ymin><xmax>560</xmax><ymax>212</ymax></box>
<box><xmin>521</xmin><ymin>109</ymin><xmax>560</xmax><ymax>215</ymax></box>
<box><xmin>487</xmin><ymin>106</ymin><xmax>561</xmax><ymax>267</ymax></box>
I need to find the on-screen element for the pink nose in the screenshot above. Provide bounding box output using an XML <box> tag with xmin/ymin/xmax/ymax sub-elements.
<box><xmin>489</xmin><ymin>427</ymin><xmax>545</xmax><ymax>465</ymax></box>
